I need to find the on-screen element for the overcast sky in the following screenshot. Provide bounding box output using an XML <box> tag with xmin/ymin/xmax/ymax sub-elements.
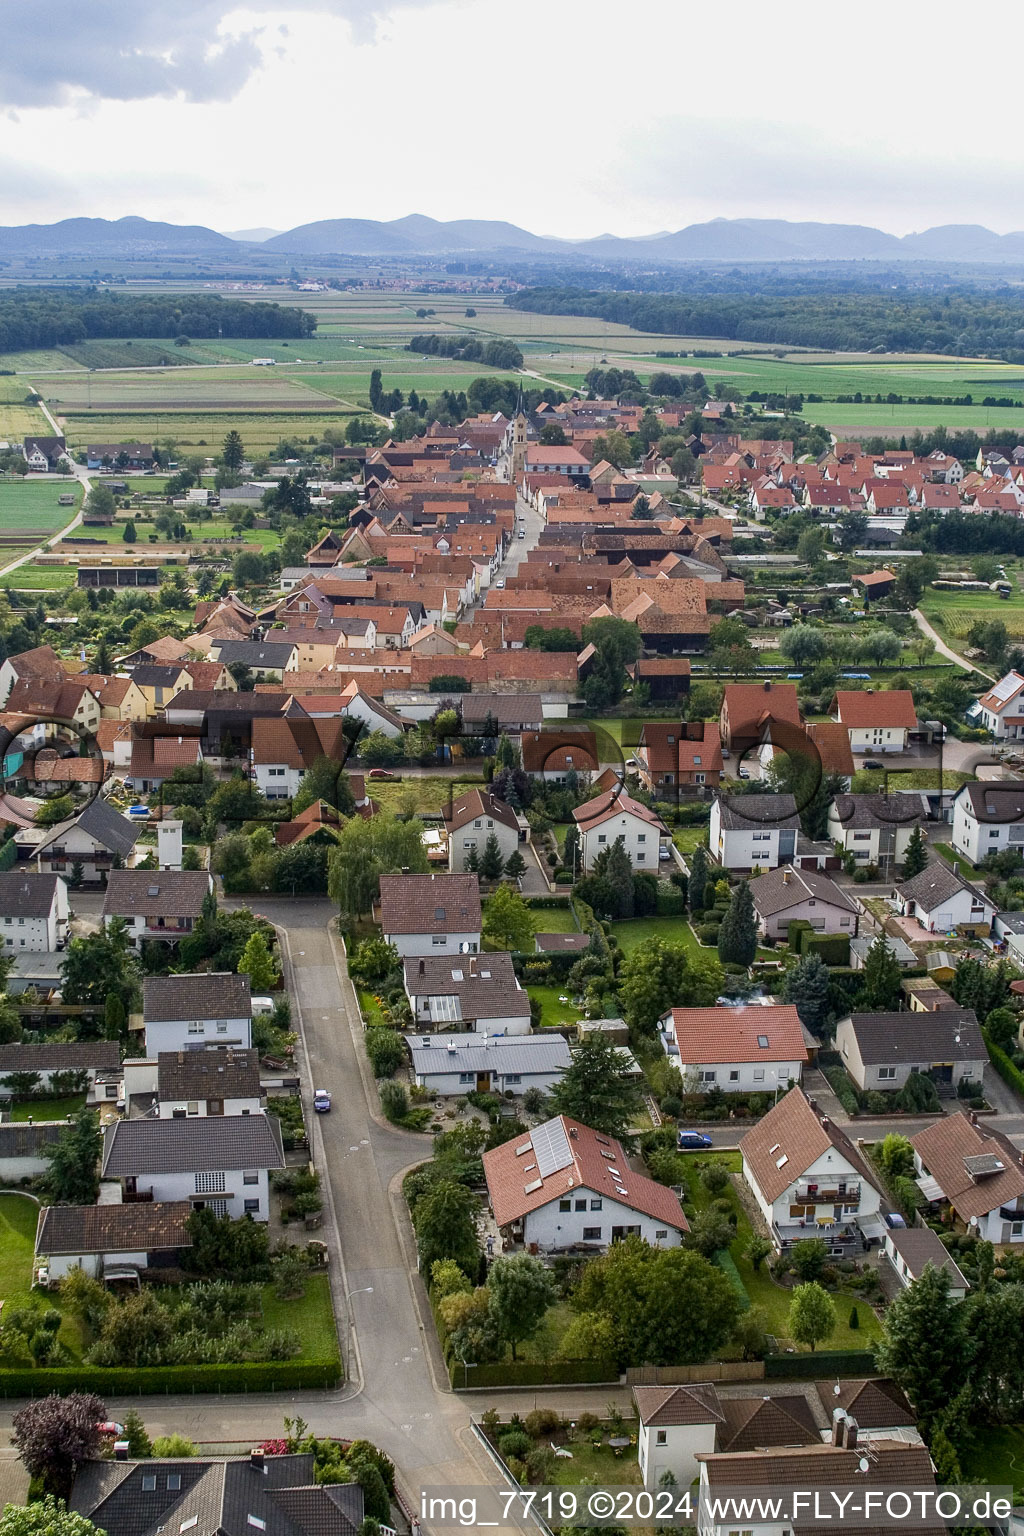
<box><xmin>0</xmin><ymin>0</ymin><xmax>1019</xmax><ymax>238</ymax></box>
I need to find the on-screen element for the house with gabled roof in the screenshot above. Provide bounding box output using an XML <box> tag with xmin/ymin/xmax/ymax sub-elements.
<box><xmin>952</xmin><ymin>780</ymin><xmax>1024</xmax><ymax>863</ymax></box>
<box><xmin>33</xmin><ymin>796</ymin><xmax>141</xmax><ymax>883</ymax></box>
<box><xmin>749</xmin><ymin>864</ymin><xmax>860</xmax><ymax>942</ymax></box>
<box><xmin>739</xmin><ymin>1085</ymin><xmax>883</xmax><ymax>1253</ymax></box>
<box><xmin>35</xmin><ymin>1200</ymin><xmax>194</xmax><ymax>1283</ymax></box>
<box><xmin>658</xmin><ymin>1004</ymin><xmax>808</xmax><ymax>1094</ymax></box>
<box><xmin>403</xmin><ymin>949</ymin><xmax>529</xmax><ymax>1035</ymax></box>
<box><xmin>101</xmin><ymin>1112</ymin><xmax>284</xmax><ymax>1220</ymax></box>
<box><xmin>142</xmin><ymin>972</ymin><xmax>252</xmax><ymax>1055</ymax></box>
<box><xmin>913</xmin><ymin>1111</ymin><xmax>1024</xmax><ymax>1242</ymax></box>
<box><xmin>572</xmin><ymin>788</ymin><xmax>669</xmax><ymax>873</ymax></box>
<box><xmin>378</xmin><ymin>871</ymin><xmax>481</xmax><ymax>956</ymax></box>
<box><xmin>813</xmin><ymin>1378</ymin><xmax>922</xmax><ymax>1442</ymax></box>
<box><xmin>635</xmin><ymin>720</ymin><xmax>722</xmax><ymax>794</ymax></box>
<box><xmin>828</xmin><ymin>792</ymin><xmax>928</xmax><ymax>873</ymax></box>
<box><xmin>720</xmin><ymin>681</ymin><xmax>801</xmax><ymax>752</ymax></box>
<box><xmin>835</xmin><ymin>1008</ymin><xmax>983</xmax><ymax>1096</ymax></box>
<box><xmin>832</xmin><ymin>689</ymin><xmax>917</xmax><ymax>754</ymax></box>
<box><xmin>482</xmin><ymin>1114</ymin><xmax>687</xmax><ymax>1253</ymax></box>
<box><xmin>442</xmin><ymin>787</ymin><xmax>523</xmax><ymax>873</ymax></box>
<box><xmin>975</xmin><ymin>670</ymin><xmax>1024</xmax><ymax>739</ymax></box>
<box><xmin>894</xmin><ymin>862</ymin><xmax>996</xmax><ymax>936</ymax></box>
<box><xmin>102</xmin><ymin>869</ymin><xmax>213</xmax><ymax>947</ymax></box>
<box><xmin>710</xmin><ymin>793</ymin><xmax>800</xmax><ymax>872</ymax></box>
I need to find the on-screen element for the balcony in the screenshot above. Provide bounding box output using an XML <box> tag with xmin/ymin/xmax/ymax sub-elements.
<box><xmin>795</xmin><ymin>1185</ymin><xmax>860</xmax><ymax>1203</ymax></box>
<box><xmin>774</xmin><ymin>1220</ymin><xmax>863</xmax><ymax>1252</ymax></box>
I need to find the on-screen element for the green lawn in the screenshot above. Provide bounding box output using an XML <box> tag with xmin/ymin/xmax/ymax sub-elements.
<box><xmin>0</xmin><ymin>1193</ymin><xmax>38</xmax><ymax>1304</ymax></box>
<box><xmin>9</xmin><ymin>1095</ymin><xmax>86</xmax><ymax>1121</ymax></box>
<box><xmin>528</xmin><ymin>983</ymin><xmax>584</xmax><ymax>1029</ymax></box>
<box><xmin>0</xmin><ymin>563</ymin><xmax>77</xmax><ymax>590</ymax></box>
<box><xmin>674</xmin><ymin>1151</ymin><xmax>882</xmax><ymax>1353</ymax></box>
<box><xmin>961</xmin><ymin>1425</ymin><xmax>1024</xmax><ymax>1500</ymax></box>
<box><xmin>673</xmin><ymin>825</ymin><xmax>708</xmax><ymax>855</ymax></box>
<box><xmin>611</xmin><ymin>914</ymin><xmax>705</xmax><ymax>956</ymax></box>
<box><xmin>525</xmin><ymin>902</ymin><xmax>578</xmax><ymax>935</ymax></box>
<box><xmin>362</xmin><ymin>775</ymin><xmax>481</xmax><ymax>816</ymax></box>
<box><xmin>851</xmin><ymin>768</ymin><xmax>976</xmax><ymax>793</ymax></box>
<box><xmin>933</xmin><ymin>842</ymin><xmax>977</xmax><ymax>880</ymax></box>
<box><xmin>260</xmin><ymin>1273</ymin><xmax>339</xmax><ymax>1362</ymax></box>
<box><xmin>0</xmin><ymin>480</ymin><xmax>81</xmax><ymax>530</ymax></box>
<box><xmin>355</xmin><ymin>987</ymin><xmax>389</xmax><ymax>1029</ymax></box>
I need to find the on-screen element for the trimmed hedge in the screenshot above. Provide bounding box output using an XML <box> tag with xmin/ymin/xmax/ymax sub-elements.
<box><xmin>983</xmin><ymin>1030</ymin><xmax>1024</xmax><ymax>1099</ymax></box>
<box><xmin>524</xmin><ymin>895</ymin><xmax>574</xmax><ymax>910</ymax></box>
<box><xmin>765</xmin><ymin>1349</ymin><xmax>876</xmax><ymax>1380</ymax></box>
<box><xmin>450</xmin><ymin>1358</ymin><xmax>618</xmax><ymax>1389</ymax></box>
<box><xmin>801</xmin><ymin>932</ymin><xmax>850</xmax><ymax>967</ymax></box>
<box><xmin>0</xmin><ymin>1359</ymin><xmax>342</xmax><ymax>1397</ymax></box>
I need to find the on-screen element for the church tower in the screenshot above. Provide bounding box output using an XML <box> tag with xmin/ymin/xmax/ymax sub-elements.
<box><xmin>510</xmin><ymin>383</ymin><xmax>528</xmax><ymax>481</ymax></box>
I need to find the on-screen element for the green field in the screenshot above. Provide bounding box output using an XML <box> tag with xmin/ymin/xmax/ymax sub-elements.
<box><xmin>0</xmin><ymin>479</ymin><xmax>81</xmax><ymax>530</ymax></box>
<box><xmin>0</xmin><ymin>562</ymin><xmax>78</xmax><ymax>590</ymax></box>
<box><xmin>525</xmin><ymin>902</ymin><xmax>578</xmax><ymax>934</ymax></box>
<box><xmin>920</xmin><ymin>587</ymin><xmax>1024</xmax><ymax>640</ymax></box>
<box><xmin>260</xmin><ymin>1272</ymin><xmax>339</xmax><ymax>1361</ymax></box>
<box><xmin>0</xmin><ymin>1193</ymin><xmax>37</xmax><ymax>1305</ymax></box>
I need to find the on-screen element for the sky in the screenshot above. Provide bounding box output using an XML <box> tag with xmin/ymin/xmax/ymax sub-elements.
<box><xmin>1</xmin><ymin>0</ymin><xmax>1021</xmax><ymax>239</ymax></box>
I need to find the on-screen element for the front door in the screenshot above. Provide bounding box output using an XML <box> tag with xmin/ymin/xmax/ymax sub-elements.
<box><xmin>476</xmin><ymin>1073</ymin><xmax>491</xmax><ymax>1092</ymax></box>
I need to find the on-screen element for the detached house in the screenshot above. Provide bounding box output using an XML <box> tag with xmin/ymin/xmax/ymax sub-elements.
<box><xmin>142</xmin><ymin>973</ymin><xmax>253</xmax><ymax>1055</ymax></box>
<box><xmin>407</xmin><ymin>1032</ymin><xmax>570</xmax><ymax>1096</ymax></box>
<box><xmin>482</xmin><ymin>1114</ymin><xmax>687</xmax><ymax>1253</ymax></box>
<box><xmin>720</xmin><ymin>681</ymin><xmax>801</xmax><ymax>752</ymax></box>
<box><xmin>835</xmin><ymin>1008</ymin><xmax>984</xmax><ymax>1095</ymax></box>
<box><xmin>403</xmin><ymin>950</ymin><xmax>530</xmax><ymax>1034</ymax></box>
<box><xmin>101</xmin><ymin>1114</ymin><xmax>285</xmax><ymax>1220</ymax></box>
<box><xmin>951</xmin><ymin>781</ymin><xmax>1024</xmax><ymax>865</ymax></box>
<box><xmin>827</xmin><ymin>793</ymin><xmax>928</xmax><ymax>873</ymax></box>
<box><xmin>378</xmin><ymin>871</ymin><xmax>481</xmax><ymax>956</ymax></box>
<box><xmin>634</xmin><ymin>721</ymin><xmax>722</xmax><ymax>794</ymax></box>
<box><xmin>832</xmin><ymin>690</ymin><xmax>917</xmax><ymax>754</ymax></box>
<box><xmin>33</xmin><ymin>797</ymin><xmax>141</xmax><ymax>882</ymax></box>
<box><xmin>749</xmin><ymin>865</ymin><xmax>860</xmax><ymax>942</ymax></box>
<box><xmin>710</xmin><ymin>793</ymin><xmax>800</xmax><ymax>872</ymax></box>
<box><xmin>976</xmin><ymin>671</ymin><xmax>1024</xmax><ymax>739</ymax></box>
<box><xmin>0</xmin><ymin>872</ymin><xmax>68</xmax><ymax>952</ymax></box>
<box><xmin>102</xmin><ymin>869</ymin><xmax>213</xmax><ymax>947</ymax></box>
<box><xmin>740</xmin><ymin>1086</ymin><xmax>883</xmax><ymax>1254</ymax></box>
<box><xmin>35</xmin><ymin>1200</ymin><xmax>193</xmax><ymax>1283</ymax></box>
<box><xmin>657</xmin><ymin>1004</ymin><xmax>808</xmax><ymax>1093</ymax></box>
<box><xmin>913</xmin><ymin>1112</ymin><xmax>1024</xmax><ymax>1243</ymax></box>
<box><xmin>442</xmin><ymin>788</ymin><xmax>523</xmax><ymax>873</ymax></box>
<box><xmin>572</xmin><ymin>789</ymin><xmax>669</xmax><ymax>872</ymax></box>
<box><xmin>895</xmin><ymin>862</ymin><xmax>996</xmax><ymax>937</ymax></box>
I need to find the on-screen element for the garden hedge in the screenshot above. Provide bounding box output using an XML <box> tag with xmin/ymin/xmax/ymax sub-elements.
<box><xmin>450</xmin><ymin>1358</ymin><xmax>618</xmax><ymax>1389</ymax></box>
<box><xmin>714</xmin><ymin>1250</ymin><xmax>750</xmax><ymax>1312</ymax></box>
<box><xmin>983</xmin><ymin>1030</ymin><xmax>1024</xmax><ymax>1098</ymax></box>
<box><xmin>0</xmin><ymin>1359</ymin><xmax>342</xmax><ymax>1397</ymax></box>
<box><xmin>524</xmin><ymin>895</ymin><xmax>574</xmax><ymax>910</ymax></box>
<box><xmin>765</xmin><ymin>1349</ymin><xmax>876</xmax><ymax>1380</ymax></box>
<box><xmin>801</xmin><ymin>932</ymin><xmax>851</xmax><ymax>967</ymax></box>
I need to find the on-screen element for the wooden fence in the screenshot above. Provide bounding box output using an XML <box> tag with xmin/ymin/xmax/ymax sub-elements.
<box><xmin>625</xmin><ymin>1360</ymin><xmax>765</xmax><ymax>1386</ymax></box>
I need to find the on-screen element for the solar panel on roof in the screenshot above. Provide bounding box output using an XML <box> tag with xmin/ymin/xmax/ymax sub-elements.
<box><xmin>531</xmin><ymin>1118</ymin><xmax>573</xmax><ymax>1176</ymax></box>
<box><xmin>989</xmin><ymin>675</ymin><xmax>1021</xmax><ymax>703</ymax></box>
<box><xmin>523</xmin><ymin>1177</ymin><xmax>543</xmax><ymax>1194</ymax></box>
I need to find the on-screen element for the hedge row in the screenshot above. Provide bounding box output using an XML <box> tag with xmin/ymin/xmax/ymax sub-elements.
<box><xmin>765</xmin><ymin>1349</ymin><xmax>876</xmax><ymax>1380</ymax></box>
<box><xmin>801</xmin><ymin>933</ymin><xmax>851</xmax><ymax>967</ymax></box>
<box><xmin>0</xmin><ymin>1359</ymin><xmax>342</xmax><ymax>1397</ymax></box>
<box><xmin>714</xmin><ymin>1250</ymin><xmax>750</xmax><ymax>1313</ymax></box>
<box><xmin>523</xmin><ymin>895</ymin><xmax>574</xmax><ymax>910</ymax></box>
<box><xmin>983</xmin><ymin>1030</ymin><xmax>1024</xmax><ymax>1099</ymax></box>
<box><xmin>450</xmin><ymin>1358</ymin><xmax>618</xmax><ymax>1390</ymax></box>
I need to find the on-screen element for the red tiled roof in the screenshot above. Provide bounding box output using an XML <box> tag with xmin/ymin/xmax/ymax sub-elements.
<box><xmin>482</xmin><ymin>1115</ymin><xmax>688</xmax><ymax>1230</ymax></box>
<box><xmin>573</xmin><ymin>788</ymin><xmax>667</xmax><ymax>832</ymax></box>
<box><xmin>378</xmin><ymin>872</ymin><xmax>481</xmax><ymax>935</ymax></box>
<box><xmin>833</xmin><ymin>689</ymin><xmax>916</xmax><ymax>729</ymax></box>
<box><xmin>663</xmin><ymin>1005</ymin><xmax>807</xmax><ymax>1066</ymax></box>
<box><xmin>740</xmin><ymin>1087</ymin><xmax>878</xmax><ymax>1205</ymax></box>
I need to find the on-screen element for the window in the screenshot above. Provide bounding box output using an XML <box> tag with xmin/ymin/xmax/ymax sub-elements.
<box><xmin>167</xmin><ymin>1476</ymin><xmax>181</xmax><ymax>1491</ymax></box>
<box><xmin>1013</xmin><ymin>1222</ymin><xmax>1024</xmax><ymax>1237</ymax></box>
<box><xmin>459</xmin><ymin>1072</ymin><xmax>473</xmax><ymax>1084</ymax></box>
<box><xmin>582</xmin><ymin>1226</ymin><xmax>602</xmax><ymax>1240</ymax></box>
<box><xmin>217</xmin><ymin>1021</ymin><xmax>228</xmax><ymax>1033</ymax></box>
<box><xmin>244</xmin><ymin>1198</ymin><xmax>260</xmax><ymax>1214</ymax></box>
<box><xmin>142</xmin><ymin>1477</ymin><xmax>157</xmax><ymax>1492</ymax></box>
<box><xmin>598</xmin><ymin>834</ymin><xmax>606</xmax><ymax>844</ymax></box>
<box><xmin>243</xmin><ymin>1171</ymin><xmax>259</xmax><ymax>1185</ymax></box>
<box><xmin>431</xmin><ymin>935</ymin><xmax>447</xmax><ymax>946</ymax></box>
<box><xmin>559</xmin><ymin>1199</ymin><xmax>572</xmax><ymax>1212</ymax></box>
<box><xmin>591</xmin><ymin>1198</ymin><xmax>603</xmax><ymax>1210</ymax></box>
<box><xmin>729</xmin><ymin>1070</ymin><xmax>739</xmax><ymax>1081</ymax></box>
<box><xmin>473</xmin><ymin>819</ymin><xmax>481</xmax><ymax>829</ymax></box>
<box><xmin>695</xmin><ymin>773</ymin><xmax>705</xmax><ymax>784</ymax></box>
<box><xmin>878</xmin><ymin>1066</ymin><xmax>897</xmax><ymax>1081</ymax></box>
<box><xmin>195</xmin><ymin>1171</ymin><xmax>226</xmax><ymax>1193</ymax></box>
<box><xmin>575</xmin><ymin>1198</ymin><xmax>586</xmax><ymax>1211</ymax></box>
<box><xmin>655</xmin><ymin>1229</ymin><xmax>668</xmax><ymax>1239</ymax></box>
<box><xmin>656</xmin><ymin>1430</ymin><xmax>667</xmax><ymax>1446</ymax></box>
<box><xmin>638</xmin><ymin>834</ymin><xmax>646</xmax><ymax>843</ymax></box>
<box><xmin>699</xmin><ymin>1069</ymin><xmax>716</xmax><ymax>1083</ymax></box>
<box><xmin>636</xmin><ymin>853</ymin><xmax>645</xmax><ymax>862</ymax></box>
<box><xmin>753</xmin><ymin>1069</ymin><xmax>765</xmax><ymax>1082</ymax></box>
<box><xmin>505</xmin><ymin>1073</ymin><xmax>521</xmax><ymax>1085</ymax></box>
<box><xmin>187</xmin><ymin>1020</ymin><xmax>204</xmax><ymax>1034</ymax></box>
<box><xmin>247</xmin><ymin>1520</ymin><xmax>266</xmax><ymax>1533</ymax></box>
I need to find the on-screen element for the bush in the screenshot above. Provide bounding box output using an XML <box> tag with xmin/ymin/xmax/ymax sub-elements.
<box><xmin>524</xmin><ymin>1408</ymin><xmax>560</xmax><ymax>1438</ymax></box>
<box><xmin>498</xmin><ymin>1431</ymin><xmax>532</xmax><ymax>1460</ymax></box>
<box><xmin>660</xmin><ymin>1095</ymin><xmax>681</xmax><ymax>1119</ymax></box>
<box><xmin>379</xmin><ymin>1081</ymin><xmax>408</xmax><ymax>1123</ymax></box>
<box><xmin>802</xmin><ymin>932</ymin><xmax>851</xmax><ymax>967</ymax></box>
<box><xmin>697</xmin><ymin>923</ymin><xmax>721</xmax><ymax>944</ymax></box>
<box><xmin>701</xmin><ymin>1163</ymin><xmax>730</xmax><ymax>1195</ymax></box>
<box><xmin>364</xmin><ymin>1028</ymin><xmax>405</xmax><ymax>1079</ymax></box>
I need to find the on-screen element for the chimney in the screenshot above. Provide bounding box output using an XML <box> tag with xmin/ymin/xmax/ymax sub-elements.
<box><xmin>821</xmin><ymin>1115</ymin><xmax>830</xmax><ymax>1130</ymax></box>
<box><xmin>114</xmin><ymin>1440</ymin><xmax>130</xmax><ymax>1461</ymax></box>
<box><xmin>418</xmin><ymin>958</ymin><xmax>425</xmax><ymax>976</ymax></box>
<box><xmin>843</xmin><ymin>1417</ymin><xmax>859</xmax><ymax>1451</ymax></box>
<box><xmin>970</xmin><ymin>1111</ymin><xmax>978</xmax><ymax>1126</ymax></box>
<box><xmin>782</xmin><ymin>869</ymin><xmax>791</xmax><ymax>884</ymax></box>
<box><xmin>831</xmin><ymin>1409</ymin><xmax>846</xmax><ymax>1447</ymax></box>
<box><xmin>250</xmin><ymin>1449</ymin><xmax>265</xmax><ymax>1472</ymax></box>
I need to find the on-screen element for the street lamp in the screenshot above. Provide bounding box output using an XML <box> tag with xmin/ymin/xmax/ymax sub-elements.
<box><xmin>344</xmin><ymin>1286</ymin><xmax>373</xmax><ymax>1382</ymax></box>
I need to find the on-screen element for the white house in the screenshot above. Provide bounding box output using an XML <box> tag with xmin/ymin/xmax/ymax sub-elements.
<box><xmin>832</xmin><ymin>688</ymin><xmax>917</xmax><ymax>754</ymax></box>
<box><xmin>403</xmin><ymin>951</ymin><xmax>530</xmax><ymax>1034</ymax></box>
<box><xmin>895</xmin><ymin>863</ymin><xmax>996</xmax><ymax>936</ymax></box>
<box><xmin>339</xmin><ymin>680</ymin><xmax>406</xmax><ymax>739</ymax></box>
<box><xmin>573</xmin><ymin>789</ymin><xmax>669</xmax><ymax>873</ymax></box>
<box><xmin>913</xmin><ymin>1112</ymin><xmax>1024</xmax><ymax>1243</ymax></box>
<box><xmin>835</xmin><ymin>1008</ymin><xmax>984</xmax><ymax>1095</ymax></box>
<box><xmin>827</xmin><ymin>793</ymin><xmax>928</xmax><ymax>873</ymax></box>
<box><xmin>142</xmin><ymin>973</ymin><xmax>253</xmax><ymax>1055</ymax></box>
<box><xmin>482</xmin><ymin>1114</ymin><xmax>688</xmax><ymax>1253</ymax></box>
<box><xmin>102</xmin><ymin>869</ymin><xmax>213</xmax><ymax>948</ymax></box>
<box><xmin>101</xmin><ymin>1113</ymin><xmax>285</xmax><ymax>1220</ymax></box>
<box><xmin>153</xmin><ymin>1048</ymin><xmax>263</xmax><ymax>1117</ymax></box>
<box><xmin>951</xmin><ymin>781</ymin><xmax>1024</xmax><ymax>865</ymax></box>
<box><xmin>657</xmin><ymin>1005</ymin><xmax>808</xmax><ymax>1094</ymax></box>
<box><xmin>710</xmin><ymin>793</ymin><xmax>800</xmax><ymax>872</ymax></box>
<box><xmin>634</xmin><ymin>1384</ymin><xmax>723</xmax><ymax>1490</ymax></box>
<box><xmin>0</xmin><ymin>872</ymin><xmax>68</xmax><ymax>953</ymax></box>
<box><xmin>749</xmin><ymin>865</ymin><xmax>860</xmax><ymax>942</ymax></box>
<box><xmin>739</xmin><ymin>1086</ymin><xmax>883</xmax><ymax>1253</ymax></box>
<box><xmin>406</xmin><ymin>1032</ymin><xmax>571</xmax><ymax>1096</ymax></box>
<box><xmin>975</xmin><ymin>671</ymin><xmax>1024</xmax><ymax>739</ymax></box>
<box><xmin>33</xmin><ymin>797</ymin><xmax>141</xmax><ymax>883</ymax></box>
<box><xmin>441</xmin><ymin>788</ymin><xmax>523</xmax><ymax>874</ymax></box>
<box><xmin>378</xmin><ymin>872</ymin><xmax>481</xmax><ymax>957</ymax></box>
<box><xmin>882</xmin><ymin>1222</ymin><xmax>969</xmax><ymax>1300</ymax></box>
<box><xmin>34</xmin><ymin>1198</ymin><xmax>194</xmax><ymax>1283</ymax></box>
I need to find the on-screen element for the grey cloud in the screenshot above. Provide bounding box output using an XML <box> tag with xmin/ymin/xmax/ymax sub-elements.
<box><xmin>0</xmin><ymin>0</ymin><xmax>413</xmax><ymax>107</ymax></box>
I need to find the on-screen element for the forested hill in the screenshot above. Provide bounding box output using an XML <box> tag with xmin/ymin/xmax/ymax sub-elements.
<box><xmin>505</xmin><ymin>286</ymin><xmax>1024</xmax><ymax>362</ymax></box>
<box><xmin>0</xmin><ymin>290</ymin><xmax>317</xmax><ymax>352</ymax></box>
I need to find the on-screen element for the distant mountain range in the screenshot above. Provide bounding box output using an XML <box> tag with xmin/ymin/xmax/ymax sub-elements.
<box><xmin>6</xmin><ymin>212</ymin><xmax>1024</xmax><ymax>263</ymax></box>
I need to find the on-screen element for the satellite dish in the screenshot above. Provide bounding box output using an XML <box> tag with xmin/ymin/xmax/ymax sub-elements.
<box><xmin>859</xmin><ymin>1458</ymin><xmax>869</xmax><ymax>1474</ymax></box>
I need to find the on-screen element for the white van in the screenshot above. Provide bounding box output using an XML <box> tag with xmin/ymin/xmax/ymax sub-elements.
<box><xmin>251</xmin><ymin>995</ymin><xmax>275</xmax><ymax>1017</ymax></box>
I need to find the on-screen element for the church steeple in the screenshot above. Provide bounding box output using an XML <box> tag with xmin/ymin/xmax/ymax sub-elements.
<box><xmin>510</xmin><ymin>381</ymin><xmax>528</xmax><ymax>481</ymax></box>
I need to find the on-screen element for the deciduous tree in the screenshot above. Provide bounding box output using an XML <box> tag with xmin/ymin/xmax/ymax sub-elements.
<box><xmin>327</xmin><ymin>814</ymin><xmax>428</xmax><ymax>919</ymax></box>
<box><xmin>42</xmin><ymin>1111</ymin><xmax>102</xmax><ymax>1205</ymax></box>
<box><xmin>12</xmin><ymin>1392</ymin><xmax>106</xmax><ymax>1498</ymax></box>
<box><xmin>487</xmin><ymin>1255</ymin><xmax>558</xmax><ymax>1360</ymax></box>
<box><xmin>875</xmin><ymin>1263</ymin><xmax>968</xmax><ymax>1430</ymax></box>
<box><xmin>788</xmin><ymin>1282</ymin><xmax>835</xmax><ymax>1351</ymax></box>
<box><xmin>482</xmin><ymin>886</ymin><xmax>534</xmax><ymax>953</ymax></box>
